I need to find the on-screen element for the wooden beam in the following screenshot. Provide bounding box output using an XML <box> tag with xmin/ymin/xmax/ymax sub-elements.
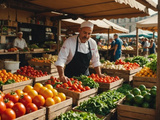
<box><xmin>57</xmin><ymin>20</ymin><xmax>61</xmax><ymax>53</ymax></box>
<box><xmin>136</xmin><ymin>0</ymin><xmax>157</xmax><ymax>11</ymax></box>
<box><xmin>136</xmin><ymin>27</ymin><xmax>139</xmax><ymax>56</ymax></box>
<box><xmin>156</xmin><ymin>0</ymin><xmax>160</xmax><ymax>119</ymax></box>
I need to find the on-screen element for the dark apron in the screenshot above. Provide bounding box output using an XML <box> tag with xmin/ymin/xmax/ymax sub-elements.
<box><xmin>64</xmin><ymin>37</ymin><xmax>92</xmax><ymax>78</ymax></box>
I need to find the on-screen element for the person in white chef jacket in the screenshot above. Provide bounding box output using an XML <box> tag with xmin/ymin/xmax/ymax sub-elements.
<box><xmin>13</xmin><ymin>32</ymin><xmax>28</xmax><ymax>50</ymax></box>
<box><xmin>55</xmin><ymin>21</ymin><xmax>105</xmax><ymax>83</ymax></box>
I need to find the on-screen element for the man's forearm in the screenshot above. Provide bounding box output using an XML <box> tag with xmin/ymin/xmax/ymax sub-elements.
<box><xmin>56</xmin><ymin>66</ymin><xmax>65</xmax><ymax>77</ymax></box>
<box><xmin>94</xmin><ymin>66</ymin><xmax>101</xmax><ymax>76</ymax></box>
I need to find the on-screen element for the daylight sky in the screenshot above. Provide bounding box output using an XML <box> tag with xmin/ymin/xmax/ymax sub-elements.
<box><xmin>149</xmin><ymin>0</ymin><xmax>157</xmax><ymax>15</ymax></box>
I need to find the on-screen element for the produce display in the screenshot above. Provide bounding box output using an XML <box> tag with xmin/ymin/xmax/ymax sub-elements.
<box><xmin>102</xmin><ymin>59</ymin><xmax>140</xmax><ymax>70</ymax></box>
<box><xmin>7</xmin><ymin>48</ymin><xmax>18</xmax><ymax>52</ymax></box>
<box><xmin>146</xmin><ymin>59</ymin><xmax>157</xmax><ymax>72</ymax></box>
<box><xmin>16</xmin><ymin>66</ymin><xmax>48</xmax><ymax>78</ymax></box>
<box><xmin>117</xmin><ymin>84</ymin><xmax>133</xmax><ymax>95</ymax></box>
<box><xmin>89</xmin><ymin>73</ymin><xmax>120</xmax><ymax>83</ymax></box>
<box><xmin>148</xmin><ymin>54</ymin><xmax>157</xmax><ymax>59</ymax></box>
<box><xmin>122</xmin><ymin>46</ymin><xmax>134</xmax><ymax>50</ymax></box>
<box><xmin>124</xmin><ymin>56</ymin><xmax>149</xmax><ymax>67</ymax></box>
<box><xmin>76</xmin><ymin>90</ymin><xmax>125</xmax><ymax>116</ymax></box>
<box><xmin>56</xmin><ymin>110</ymin><xmax>102</xmax><ymax>120</ymax></box>
<box><xmin>45</xmin><ymin>76</ymin><xmax>92</xmax><ymax>93</ymax></box>
<box><xmin>30</xmin><ymin>56</ymin><xmax>58</xmax><ymax>63</ymax></box>
<box><xmin>29</xmin><ymin>44</ymin><xmax>39</xmax><ymax>49</ymax></box>
<box><xmin>124</xmin><ymin>84</ymin><xmax>156</xmax><ymax>109</ymax></box>
<box><xmin>135</xmin><ymin>67</ymin><xmax>156</xmax><ymax>78</ymax></box>
<box><xmin>0</xmin><ymin>69</ymin><xmax>29</xmax><ymax>85</ymax></box>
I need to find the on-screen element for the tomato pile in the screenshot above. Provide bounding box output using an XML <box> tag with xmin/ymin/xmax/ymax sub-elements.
<box><xmin>0</xmin><ymin>69</ymin><xmax>29</xmax><ymax>85</ymax></box>
<box><xmin>45</xmin><ymin>76</ymin><xmax>91</xmax><ymax>93</ymax></box>
<box><xmin>0</xmin><ymin>83</ymin><xmax>66</xmax><ymax>119</ymax></box>
<box><xmin>115</xmin><ymin>59</ymin><xmax>140</xmax><ymax>70</ymax></box>
<box><xmin>89</xmin><ymin>74</ymin><xmax>120</xmax><ymax>83</ymax></box>
<box><xmin>16</xmin><ymin>66</ymin><xmax>48</xmax><ymax>78</ymax></box>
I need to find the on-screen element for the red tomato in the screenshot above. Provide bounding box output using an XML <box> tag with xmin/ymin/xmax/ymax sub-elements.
<box><xmin>78</xmin><ymin>84</ymin><xmax>83</xmax><ymax>90</ymax></box>
<box><xmin>67</xmin><ymin>81</ymin><xmax>72</xmax><ymax>87</ymax></box>
<box><xmin>5</xmin><ymin>92</ymin><xmax>19</xmax><ymax>103</ymax></box>
<box><xmin>0</xmin><ymin>91</ymin><xmax>5</xmax><ymax>98</ymax></box>
<box><xmin>72</xmin><ymin>84</ymin><xmax>78</xmax><ymax>90</ymax></box>
<box><xmin>85</xmin><ymin>86</ymin><xmax>90</xmax><ymax>90</ymax></box>
<box><xmin>0</xmin><ymin>101</ymin><xmax>6</xmax><ymax>114</ymax></box>
<box><xmin>26</xmin><ymin>103</ymin><xmax>38</xmax><ymax>113</ymax></box>
<box><xmin>12</xmin><ymin>103</ymin><xmax>26</xmax><ymax>117</ymax></box>
<box><xmin>70</xmin><ymin>78</ymin><xmax>74</xmax><ymax>81</ymax></box>
<box><xmin>56</xmin><ymin>84</ymin><xmax>61</xmax><ymax>88</ymax></box>
<box><xmin>33</xmin><ymin>95</ymin><xmax>45</xmax><ymax>108</ymax></box>
<box><xmin>1</xmin><ymin>108</ymin><xmax>16</xmax><ymax>120</ymax></box>
<box><xmin>19</xmin><ymin>94</ymin><xmax>32</xmax><ymax>107</ymax></box>
<box><xmin>63</xmin><ymin>83</ymin><xmax>68</xmax><ymax>88</ymax></box>
<box><xmin>0</xmin><ymin>94</ymin><xmax>3</xmax><ymax>101</ymax></box>
<box><xmin>4</xmin><ymin>99</ymin><xmax>14</xmax><ymax>108</ymax></box>
<box><xmin>78</xmin><ymin>81</ymin><xmax>82</xmax><ymax>85</ymax></box>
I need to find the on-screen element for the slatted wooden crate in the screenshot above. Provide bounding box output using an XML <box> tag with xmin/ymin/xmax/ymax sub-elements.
<box><xmin>1</xmin><ymin>80</ymin><xmax>33</xmax><ymax>93</ymax></box>
<box><xmin>57</xmin><ymin>88</ymin><xmax>98</xmax><ymax>106</ymax></box>
<box><xmin>117</xmin><ymin>104</ymin><xmax>155</xmax><ymax>120</ymax></box>
<box><xmin>46</xmin><ymin>97</ymin><xmax>72</xmax><ymax>120</ymax></box>
<box><xmin>28</xmin><ymin>61</ymin><xmax>57</xmax><ymax>74</ymax></box>
<box><xmin>15</xmin><ymin>107</ymin><xmax>46</xmax><ymax>120</ymax></box>
<box><xmin>133</xmin><ymin>76</ymin><xmax>156</xmax><ymax>88</ymax></box>
<box><xmin>98</xmin><ymin>79</ymin><xmax>124</xmax><ymax>93</ymax></box>
<box><xmin>102</xmin><ymin>67</ymin><xmax>142</xmax><ymax>82</ymax></box>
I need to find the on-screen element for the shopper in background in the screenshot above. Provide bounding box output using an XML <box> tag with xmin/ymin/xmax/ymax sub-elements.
<box><xmin>143</xmin><ymin>38</ymin><xmax>149</xmax><ymax>56</ymax></box>
<box><xmin>113</xmin><ymin>34</ymin><xmax>123</xmax><ymax>61</ymax></box>
<box><xmin>13</xmin><ymin>32</ymin><xmax>28</xmax><ymax>50</ymax></box>
<box><xmin>109</xmin><ymin>38</ymin><xmax>115</xmax><ymax>62</ymax></box>
<box><xmin>141</xmin><ymin>38</ymin><xmax>145</xmax><ymax>47</ymax></box>
<box><xmin>148</xmin><ymin>39</ymin><xmax>156</xmax><ymax>54</ymax></box>
<box><xmin>55</xmin><ymin>21</ymin><xmax>105</xmax><ymax>83</ymax></box>
<box><xmin>123</xmin><ymin>40</ymin><xmax>128</xmax><ymax>47</ymax></box>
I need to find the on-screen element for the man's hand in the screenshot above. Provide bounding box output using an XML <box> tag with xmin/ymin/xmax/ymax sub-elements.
<box><xmin>98</xmin><ymin>73</ymin><xmax>105</xmax><ymax>78</ymax></box>
<box><xmin>113</xmin><ymin>52</ymin><xmax>115</xmax><ymax>56</ymax></box>
<box><xmin>60</xmin><ymin>75</ymin><xmax>70</xmax><ymax>83</ymax></box>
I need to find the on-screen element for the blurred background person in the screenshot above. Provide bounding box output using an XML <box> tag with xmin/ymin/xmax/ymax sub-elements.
<box><xmin>109</xmin><ymin>38</ymin><xmax>115</xmax><ymax>62</ymax></box>
<box><xmin>123</xmin><ymin>40</ymin><xmax>128</xmax><ymax>47</ymax></box>
<box><xmin>143</xmin><ymin>38</ymin><xmax>149</xmax><ymax>56</ymax></box>
<box><xmin>148</xmin><ymin>39</ymin><xmax>156</xmax><ymax>54</ymax></box>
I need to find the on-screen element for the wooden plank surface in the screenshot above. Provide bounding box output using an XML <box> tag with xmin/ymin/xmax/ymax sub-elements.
<box><xmin>133</xmin><ymin>81</ymin><xmax>156</xmax><ymax>88</ymax></box>
<box><xmin>118</xmin><ymin>115</ymin><xmax>139</xmax><ymax>120</ymax></box>
<box><xmin>133</xmin><ymin>76</ymin><xmax>157</xmax><ymax>82</ymax></box>
<box><xmin>47</xmin><ymin>97</ymin><xmax>72</xmax><ymax>113</ymax></box>
<box><xmin>15</xmin><ymin>108</ymin><xmax>46</xmax><ymax>120</ymax></box>
<box><xmin>35</xmin><ymin>115</ymin><xmax>45</xmax><ymax>120</ymax></box>
<box><xmin>28</xmin><ymin>61</ymin><xmax>56</xmax><ymax>69</ymax></box>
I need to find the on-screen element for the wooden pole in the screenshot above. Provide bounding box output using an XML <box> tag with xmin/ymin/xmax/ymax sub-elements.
<box><xmin>107</xmin><ymin>29</ymin><xmax>110</xmax><ymax>60</ymax></box>
<box><xmin>57</xmin><ymin>20</ymin><xmax>61</xmax><ymax>53</ymax></box>
<box><xmin>153</xmin><ymin>31</ymin><xmax>155</xmax><ymax>39</ymax></box>
<box><xmin>156</xmin><ymin>1</ymin><xmax>160</xmax><ymax>119</ymax></box>
<box><xmin>136</xmin><ymin>27</ymin><xmax>139</xmax><ymax>56</ymax></box>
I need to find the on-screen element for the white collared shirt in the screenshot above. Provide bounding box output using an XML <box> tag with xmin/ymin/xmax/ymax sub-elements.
<box><xmin>55</xmin><ymin>35</ymin><xmax>101</xmax><ymax>68</ymax></box>
<box><xmin>13</xmin><ymin>37</ymin><xmax>27</xmax><ymax>49</ymax></box>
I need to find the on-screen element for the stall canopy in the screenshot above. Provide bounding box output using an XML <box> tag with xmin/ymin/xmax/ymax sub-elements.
<box><xmin>119</xmin><ymin>29</ymin><xmax>156</xmax><ymax>38</ymax></box>
<box><xmin>62</xmin><ymin>18</ymin><xmax>129</xmax><ymax>34</ymax></box>
<box><xmin>136</xmin><ymin>0</ymin><xmax>158</xmax><ymax>11</ymax></box>
<box><xmin>136</xmin><ymin>15</ymin><xmax>157</xmax><ymax>32</ymax></box>
<box><xmin>24</xmin><ymin>0</ymin><xmax>149</xmax><ymax>20</ymax></box>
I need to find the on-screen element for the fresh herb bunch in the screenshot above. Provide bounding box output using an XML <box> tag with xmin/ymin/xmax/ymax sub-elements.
<box><xmin>146</xmin><ymin>59</ymin><xmax>157</xmax><ymax>72</ymax></box>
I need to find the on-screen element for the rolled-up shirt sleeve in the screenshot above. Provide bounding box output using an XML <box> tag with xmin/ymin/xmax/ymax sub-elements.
<box><xmin>91</xmin><ymin>43</ymin><xmax>101</xmax><ymax>68</ymax></box>
<box><xmin>55</xmin><ymin>40</ymin><xmax>70</xmax><ymax>67</ymax></box>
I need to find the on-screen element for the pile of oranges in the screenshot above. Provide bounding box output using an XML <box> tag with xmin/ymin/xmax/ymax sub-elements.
<box><xmin>23</xmin><ymin>83</ymin><xmax>66</xmax><ymax>107</ymax></box>
<box><xmin>0</xmin><ymin>69</ymin><xmax>29</xmax><ymax>83</ymax></box>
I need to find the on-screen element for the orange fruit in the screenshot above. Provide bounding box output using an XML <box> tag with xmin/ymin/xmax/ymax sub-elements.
<box><xmin>50</xmin><ymin>89</ymin><xmax>58</xmax><ymax>97</ymax></box>
<box><xmin>42</xmin><ymin>89</ymin><xmax>53</xmax><ymax>99</ymax></box>
<box><xmin>23</xmin><ymin>85</ymin><xmax>33</xmax><ymax>93</ymax></box>
<box><xmin>45</xmin><ymin>84</ymin><xmax>53</xmax><ymax>90</ymax></box>
<box><xmin>53</xmin><ymin>96</ymin><xmax>61</xmax><ymax>104</ymax></box>
<box><xmin>34</xmin><ymin>83</ymin><xmax>43</xmax><ymax>92</ymax></box>
<box><xmin>45</xmin><ymin>97</ymin><xmax>55</xmax><ymax>106</ymax></box>
<box><xmin>15</xmin><ymin>89</ymin><xmax>23</xmax><ymax>96</ymax></box>
<box><xmin>28</xmin><ymin>90</ymin><xmax>38</xmax><ymax>99</ymax></box>
<box><xmin>58</xmin><ymin>93</ymin><xmax>66</xmax><ymax>101</ymax></box>
<box><xmin>39</xmin><ymin>87</ymin><xmax>48</xmax><ymax>95</ymax></box>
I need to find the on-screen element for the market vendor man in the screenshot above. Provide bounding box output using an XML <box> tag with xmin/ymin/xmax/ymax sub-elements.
<box><xmin>113</xmin><ymin>34</ymin><xmax>123</xmax><ymax>61</ymax></box>
<box><xmin>55</xmin><ymin>21</ymin><xmax>105</xmax><ymax>82</ymax></box>
<box><xmin>13</xmin><ymin>32</ymin><xmax>28</xmax><ymax>50</ymax></box>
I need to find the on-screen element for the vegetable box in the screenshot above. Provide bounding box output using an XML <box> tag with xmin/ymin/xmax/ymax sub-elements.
<box><xmin>133</xmin><ymin>76</ymin><xmax>157</xmax><ymax>88</ymax></box>
<box><xmin>102</xmin><ymin>67</ymin><xmax>142</xmax><ymax>82</ymax></box>
<box><xmin>117</xmin><ymin>104</ymin><xmax>155</xmax><ymax>120</ymax></box>
<box><xmin>0</xmin><ymin>80</ymin><xmax>33</xmax><ymax>93</ymax></box>
<box><xmin>98</xmin><ymin>79</ymin><xmax>124</xmax><ymax>93</ymax></box>
<box><xmin>28</xmin><ymin>61</ymin><xmax>57</xmax><ymax>74</ymax></box>
<box><xmin>15</xmin><ymin>107</ymin><xmax>46</xmax><ymax>120</ymax></box>
<box><xmin>57</xmin><ymin>88</ymin><xmax>98</xmax><ymax>106</ymax></box>
<box><xmin>46</xmin><ymin>97</ymin><xmax>72</xmax><ymax>120</ymax></box>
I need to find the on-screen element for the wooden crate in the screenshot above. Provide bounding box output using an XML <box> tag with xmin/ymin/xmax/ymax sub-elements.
<box><xmin>117</xmin><ymin>104</ymin><xmax>155</xmax><ymax>120</ymax></box>
<box><xmin>15</xmin><ymin>107</ymin><xmax>46</xmax><ymax>120</ymax></box>
<box><xmin>46</xmin><ymin>97</ymin><xmax>72</xmax><ymax>120</ymax></box>
<box><xmin>28</xmin><ymin>61</ymin><xmax>57</xmax><ymax>74</ymax></box>
<box><xmin>98</xmin><ymin>79</ymin><xmax>124</xmax><ymax>93</ymax></box>
<box><xmin>133</xmin><ymin>76</ymin><xmax>156</xmax><ymax>88</ymax></box>
<box><xmin>57</xmin><ymin>88</ymin><xmax>98</xmax><ymax>106</ymax></box>
<box><xmin>102</xmin><ymin>67</ymin><xmax>142</xmax><ymax>82</ymax></box>
<box><xmin>1</xmin><ymin>80</ymin><xmax>33</xmax><ymax>93</ymax></box>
